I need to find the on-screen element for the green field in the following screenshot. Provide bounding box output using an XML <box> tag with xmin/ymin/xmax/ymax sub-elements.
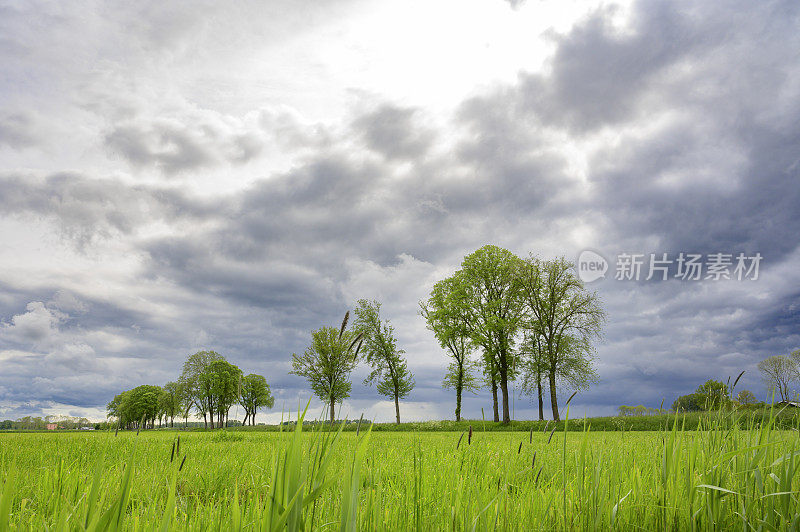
<box><xmin>1</xmin><ymin>411</ymin><xmax>799</xmax><ymax>530</ymax></box>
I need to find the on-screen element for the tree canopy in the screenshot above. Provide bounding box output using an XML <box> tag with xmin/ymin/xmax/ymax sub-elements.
<box><xmin>239</xmin><ymin>374</ymin><xmax>275</xmax><ymax>426</ymax></box>
<box><xmin>290</xmin><ymin>313</ymin><xmax>363</xmax><ymax>424</ymax></box>
<box><xmin>353</xmin><ymin>299</ymin><xmax>414</xmax><ymax>424</ymax></box>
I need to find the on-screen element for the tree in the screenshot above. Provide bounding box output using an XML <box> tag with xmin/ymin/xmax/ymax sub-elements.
<box><xmin>672</xmin><ymin>393</ymin><xmax>703</xmax><ymax>412</ymax></box>
<box><xmin>159</xmin><ymin>381</ymin><xmax>183</xmax><ymax>427</ymax></box>
<box><xmin>757</xmin><ymin>355</ymin><xmax>797</xmax><ymax>402</ymax></box>
<box><xmin>520</xmin><ymin>327</ymin><xmax>548</xmax><ymax>420</ymax></box>
<box><xmin>736</xmin><ymin>389</ymin><xmax>757</xmax><ymax>406</ymax></box>
<box><xmin>207</xmin><ymin>359</ymin><xmax>243</xmax><ymax>427</ymax></box>
<box><xmin>421</xmin><ymin>276</ymin><xmax>479</xmax><ymax>422</ymax></box>
<box><xmin>239</xmin><ymin>374</ymin><xmax>275</xmax><ymax>426</ymax></box>
<box><xmin>179</xmin><ymin>350</ymin><xmax>224</xmax><ymax>428</ymax></box>
<box><xmin>454</xmin><ymin>245</ymin><xmax>525</xmax><ymax>424</ymax></box>
<box><xmin>695</xmin><ymin>379</ymin><xmax>729</xmax><ymax>409</ymax></box>
<box><xmin>519</xmin><ymin>256</ymin><xmax>604</xmax><ymax>421</ymax></box>
<box><xmin>107</xmin><ymin>385</ymin><xmax>162</xmax><ymax>429</ymax></box>
<box><xmin>353</xmin><ymin>299</ymin><xmax>414</xmax><ymax>424</ymax></box>
<box><xmin>290</xmin><ymin>313</ymin><xmax>363</xmax><ymax>424</ymax></box>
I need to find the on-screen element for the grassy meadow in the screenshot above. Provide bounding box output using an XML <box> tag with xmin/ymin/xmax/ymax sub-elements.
<box><xmin>1</xmin><ymin>409</ymin><xmax>799</xmax><ymax>530</ymax></box>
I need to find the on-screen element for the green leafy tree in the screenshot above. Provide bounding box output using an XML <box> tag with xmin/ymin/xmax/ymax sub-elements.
<box><xmin>519</xmin><ymin>256</ymin><xmax>604</xmax><ymax>421</ymax></box>
<box><xmin>239</xmin><ymin>374</ymin><xmax>275</xmax><ymax>426</ymax></box>
<box><xmin>107</xmin><ymin>385</ymin><xmax>162</xmax><ymax>429</ymax></box>
<box><xmin>520</xmin><ymin>327</ymin><xmax>548</xmax><ymax>420</ymax></box>
<box><xmin>695</xmin><ymin>379</ymin><xmax>729</xmax><ymax>410</ymax></box>
<box><xmin>291</xmin><ymin>313</ymin><xmax>363</xmax><ymax>424</ymax></box>
<box><xmin>159</xmin><ymin>381</ymin><xmax>183</xmax><ymax>427</ymax></box>
<box><xmin>353</xmin><ymin>299</ymin><xmax>415</xmax><ymax>424</ymax></box>
<box><xmin>736</xmin><ymin>389</ymin><xmax>757</xmax><ymax>406</ymax></box>
<box><xmin>208</xmin><ymin>359</ymin><xmax>243</xmax><ymax>427</ymax></box>
<box><xmin>421</xmin><ymin>276</ymin><xmax>479</xmax><ymax>422</ymax></box>
<box><xmin>179</xmin><ymin>350</ymin><xmax>224</xmax><ymax>428</ymax></box>
<box><xmin>454</xmin><ymin>245</ymin><xmax>525</xmax><ymax>424</ymax></box>
<box><xmin>672</xmin><ymin>393</ymin><xmax>704</xmax><ymax>412</ymax></box>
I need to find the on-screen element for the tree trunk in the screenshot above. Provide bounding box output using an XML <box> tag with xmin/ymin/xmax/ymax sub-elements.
<box><xmin>549</xmin><ymin>370</ymin><xmax>560</xmax><ymax>421</ymax></box>
<box><xmin>491</xmin><ymin>378</ymin><xmax>499</xmax><ymax>422</ymax></box>
<box><xmin>330</xmin><ymin>399</ymin><xmax>336</xmax><ymax>425</ymax></box>
<box><xmin>394</xmin><ymin>395</ymin><xmax>400</xmax><ymax>425</ymax></box>
<box><xmin>537</xmin><ymin>372</ymin><xmax>544</xmax><ymax>421</ymax></box>
<box><xmin>203</xmin><ymin>413</ymin><xmax>207</xmax><ymax>429</ymax></box>
<box><xmin>499</xmin><ymin>371</ymin><xmax>511</xmax><ymax>424</ymax></box>
<box><xmin>455</xmin><ymin>381</ymin><xmax>462</xmax><ymax>422</ymax></box>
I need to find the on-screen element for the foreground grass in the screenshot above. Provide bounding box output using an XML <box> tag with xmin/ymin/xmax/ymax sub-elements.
<box><xmin>1</xmin><ymin>409</ymin><xmax>799</xmax><ymax>530</ymax></box>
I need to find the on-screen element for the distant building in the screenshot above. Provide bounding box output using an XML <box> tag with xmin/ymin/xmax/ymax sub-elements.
<box><xmin>46</xmin><ymin>424</ymin><xmax>58</xmax><ymax>430</ymax></box>
<box><xmin>80</xmin><ymin>426</ymin><xmax>95</xmax><ymax>430</ymax></box>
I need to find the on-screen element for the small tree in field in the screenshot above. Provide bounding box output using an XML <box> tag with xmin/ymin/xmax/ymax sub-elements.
<box><xmin>239</xmin><ymin>374</ymin><xmax>275</xmax><ymax>426</ymax></box>
<box><xmin>736</xmin><ymin>389</ymin><xmax>757</xmax><ymax>406</ymax></box>
<box><xmin>353</xmin><ymin>299</ymin><xmax>414</xmax><ymax>424</ymax></box>
<box><xmin>695</xmin><ymin>379</ymin><xmax>729</xmax><ymax>409</ymax></box>
<box><xmin>291</xmin><ymin>313</ymin><xmax>363</xmax><ymax>424</ymax></box>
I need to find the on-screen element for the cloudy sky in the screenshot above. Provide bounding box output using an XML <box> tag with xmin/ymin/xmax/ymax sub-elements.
<box><xmin>1</xmin><ymin>0</ymin><xmax>798</xmax><ymax>423</ymax></box>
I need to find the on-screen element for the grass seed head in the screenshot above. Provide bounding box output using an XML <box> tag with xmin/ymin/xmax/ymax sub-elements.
<box><xmin>547</xmin><ymin>425</ymin><xmax>557</xmax><ymax>444</ymax></box>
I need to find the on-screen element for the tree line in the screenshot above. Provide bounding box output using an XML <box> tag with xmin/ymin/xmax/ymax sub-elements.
<box><xmin>105</xmin><ymin>244</ymin><xmax>604</xmax><ymax>428</ymax></box>
<box><xmin>107</xmin><ymin>350</ymin><xmax>274</xmax><ymax>429</ymax></box>
<box><xmin>289</xmin><ymin>246</ymin><xmax>604</xmax><ymax>426</ymax></box>
<box><xmin>671</xmin><ymin>377</ymin><xmax>759</xmax><ymax>412</ymax></box>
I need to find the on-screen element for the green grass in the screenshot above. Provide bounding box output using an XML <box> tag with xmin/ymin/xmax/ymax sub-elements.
<box><xmin>1</xmin><ymin>408</ymin><xmax>799</xmax><ymax>530</ymax></box>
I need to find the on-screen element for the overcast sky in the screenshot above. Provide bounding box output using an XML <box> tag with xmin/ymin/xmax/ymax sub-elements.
<box><xmin>1</xmin><ymin>0</ymin><xmax>799</xmax><ymax>423</ymax></box>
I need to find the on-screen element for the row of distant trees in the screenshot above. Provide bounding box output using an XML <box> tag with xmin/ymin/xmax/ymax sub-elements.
<box><xmin>671</xmin><ymin>378</ymin><xmax>759</xmax><ymax>412</ymax></box>
<box><xmin>0</xmin><ymin>415</ymin><xmax>94</xmax><ymax>430</ymax></box>
<box><xmin>420</xmin><ymin>245</ymin><xmax>604</xmax><ymax>423</ymax></box>
<box><xmin>617</xmin><ymin>406</ymin><xmax>669</xmax><ymax>416</ymax></box>
<box><xmin>107</xmin><ymin>351</ymin><xmax>274</xmax><ymax>429</ymax></box>
<box><xmin>667</xmin><ymin>350</ymin><xmax>800</xmax><ymax>415</ymax></box>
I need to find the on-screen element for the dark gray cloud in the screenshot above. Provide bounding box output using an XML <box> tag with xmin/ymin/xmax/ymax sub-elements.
<box><xmin>0</xmin><ymin>111</ymin><xmax>37</xmax><ymax>149</ymax></box>
<box><xmin>352</xmin><ymin>104</ymin><xmax>435</xmax><ymax>161</ymax></box>
<box><xmin>106</xmin><ymin>117</ymin><xmax>267</xmax><ymax>175</ymax></box>
<box><xmin>0</xmin><ymin>172</ymin><xmax>224</xmax><ymax>246</ymax></box>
